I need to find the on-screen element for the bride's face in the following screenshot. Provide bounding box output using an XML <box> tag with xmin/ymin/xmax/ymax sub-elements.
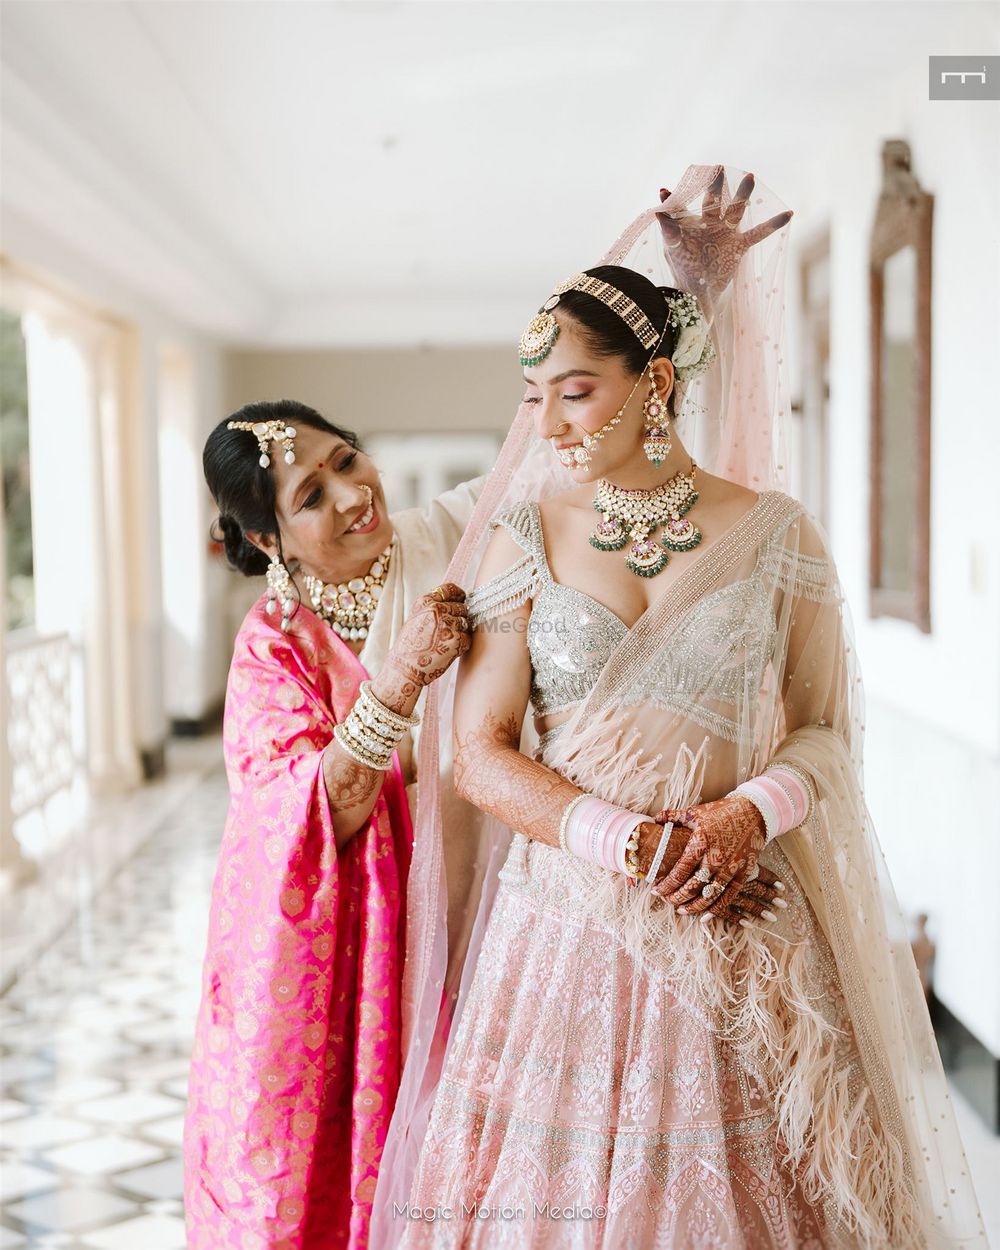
<box><xmin>521</xmin><ymin>315</ymin><xmax>654</xmax><ymax>478</ymax></box>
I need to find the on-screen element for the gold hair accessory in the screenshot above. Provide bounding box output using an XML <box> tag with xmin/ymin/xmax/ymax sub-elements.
<box><xmin>519</xmin><ymin>313</ymin><xmax>561</xmax><ymax>368</ymax></box>
<box><xmin>227</xmin><ymin>419</ymin><xmax>297</xmax><ymax>468</ymax></box>
<box><xmin>518</xmin><ymin>271</ymin><xmax>661</xmax><ymax>370</ymax></box>
<box><xmin>549</xmin><ymin>272</ymin><xmax>660</xmax><ymax>348</ymax></box>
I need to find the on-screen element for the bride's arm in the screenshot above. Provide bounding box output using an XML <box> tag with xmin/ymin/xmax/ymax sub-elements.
<box><xmin>452</xmin><ymin>527</ymin><xmax>583</xmax><ymax>847</ymax></box>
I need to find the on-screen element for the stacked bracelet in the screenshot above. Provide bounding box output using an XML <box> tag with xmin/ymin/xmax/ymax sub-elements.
<box><xmin>730</xmin><ymin>763</ymin><xmax>813</xmax><ymax>844</ymax></box>
<box><xmin>333</xmin><ymin>680</ymin><xmax>421</xmax><ymax>772</ymax></box>
<box><xmin>767</xmin><ymin>761</ymin><xmax>818</xmax><ymax>815</ymax></box>
<box><xmin>645</xmin><ymin>819</ymin><xmax>675</xmax><ymax>887</ymax></box>
<box><xmin>559</xmin><ymin>795</ymin><xmax>648</xmax><ymax>884</ymax></box>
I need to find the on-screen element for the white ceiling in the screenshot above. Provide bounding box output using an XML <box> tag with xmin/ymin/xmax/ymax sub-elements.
<box><xmin>0</xmin><ymin>0</ymin><xmax>992</xmax><ymax>345</ymax></box>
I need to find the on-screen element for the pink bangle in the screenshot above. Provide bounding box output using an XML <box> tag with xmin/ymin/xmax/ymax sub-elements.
<box><xmin>563</xmin><ymin>796</ymin><xmax>646</xmax><ymax>876</ymax></box>
<box><xmin>730</xmin><ymin>765</ymin><xmax>811</xmax><ymax>844</ymax></box>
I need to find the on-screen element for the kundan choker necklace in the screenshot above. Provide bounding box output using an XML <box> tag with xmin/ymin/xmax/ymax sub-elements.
<box><xmin>303</xmin><ymin>543</ymin><xmax>393</xmax><ymax>641</ymax></box>
<box><xmin>590</xmin><ymin>462</ymin><xmax>701</xmax><ymax>577</ymax></box>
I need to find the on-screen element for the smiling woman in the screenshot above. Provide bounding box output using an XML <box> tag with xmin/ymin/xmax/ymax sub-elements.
<box><xmin>184</xmin><ymin>399</ymin><xmax>487</xmax><ymax>1249</ymax></box>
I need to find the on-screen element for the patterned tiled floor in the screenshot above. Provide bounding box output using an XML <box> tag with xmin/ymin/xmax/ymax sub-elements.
<box><xmin>0</xmin><ymin>742</ymin><xmax>227</xmax><ymax>1248</ymax></box>
<box><xmin>1</xmin><ymin>736</ymin><xmax>998</xmax><ymax>1247</ymax></box>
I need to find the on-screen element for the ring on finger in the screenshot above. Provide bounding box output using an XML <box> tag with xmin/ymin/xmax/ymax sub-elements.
<box><xmin>745</xmin><ymin>864</ymin><xmax>760</xmax><ymax>883</ymax></box>
<box><xmin>701</xmin><ymin>880</ymin><xmax>724</xmax><ymax>900</ymax></box>
<box><xmin>693</xmin><ymin>864</ymin><xmax>713</xmax><ymax>885</ymax></box>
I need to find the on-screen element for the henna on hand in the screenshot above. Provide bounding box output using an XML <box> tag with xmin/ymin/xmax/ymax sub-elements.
<box><xmin>371</xmin><ymin>654</ymin><xmax>423</xmax><ymax>717</ymax></box>
<box><xmin>651</xmin><ymin>795</ymin><xmax>767</xmax><ymax>917</ymax></box>
<box><xmin>657</xmin><ymin>168</ymin><xmax>793</xmax><ymax>305</ymax></box>
<box><xmin>382</xmin><ymin>585</ymin><xmax>470</xmax><ymax>705</ymax></box>
<box><xmin>706</xmin><ymin>869</ymin><xmax>785</xmax><ymax>927</ymax></box>
<box><xmin>640</xmin><ymin>813</ymin><xmax>782</xmax><ymax>926</ymax></box>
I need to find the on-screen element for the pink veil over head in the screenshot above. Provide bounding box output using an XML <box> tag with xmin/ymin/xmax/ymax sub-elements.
<box><xmin>369</xmin><ymin>164</ymin><xmax>986</xmax><ymax>1247</ymax></box>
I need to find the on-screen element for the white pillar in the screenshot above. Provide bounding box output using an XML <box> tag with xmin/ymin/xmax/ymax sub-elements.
<box><xmin>22</xmin><ymin>311</ymin><xmax>140</xmax><ymax>793</ymax></box>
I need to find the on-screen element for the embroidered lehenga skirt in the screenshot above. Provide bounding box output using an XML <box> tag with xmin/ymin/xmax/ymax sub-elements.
<box><xmin>397</xmin><ymin>831</ymin><xmax>867</xmax><ymax>1250</ymax></box>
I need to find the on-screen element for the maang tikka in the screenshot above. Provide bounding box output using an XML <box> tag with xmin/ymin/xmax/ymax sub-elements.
<box><xmin>227</xmin><ymin>418</ymin><xmax>297</xmax><ymax>468</ymax></box>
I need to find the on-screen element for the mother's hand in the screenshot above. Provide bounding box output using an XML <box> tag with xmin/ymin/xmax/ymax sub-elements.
<box><xmin>373</xmin><ymin>583</ymin><xmax>470</xmax><ymax>713</ymax></box>
<box><xmin>657</xmin><ymin>167</ymin><xmax>793</xmax><ymax>305</ymax></box>
<box><xmin>650</xmin><ymin>795</ymin><xmax>769</xmax><ymax>918</ymax></box>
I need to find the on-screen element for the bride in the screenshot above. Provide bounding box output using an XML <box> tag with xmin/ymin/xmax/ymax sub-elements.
<box><xmin>371</xmin><ymin>166</ymin><xmax>986</xmax><ymax>1248</ymax></box>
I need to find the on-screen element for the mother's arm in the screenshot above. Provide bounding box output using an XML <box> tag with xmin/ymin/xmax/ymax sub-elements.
<box><xmin>324</xmin><ymin>584</ymin><xmax>469</xmax><ymax>850</ymax></box>
<box><xmin>321</xmin><ymin>650</ymin><xmax>423</xmax><ymax>851</ymax></box>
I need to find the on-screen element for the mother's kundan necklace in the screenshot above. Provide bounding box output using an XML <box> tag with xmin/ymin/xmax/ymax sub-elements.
<box><xmin>590</xmin><ymin>462</ymin><xmax>701</xmax><ymax>577</ymax></box>
<box><xmin>303</xmin><ymin>543</ymin><xmax>393</xmax><ymax>641</ymax></box>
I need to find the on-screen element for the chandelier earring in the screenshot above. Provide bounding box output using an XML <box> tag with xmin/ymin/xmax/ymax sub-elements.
<box><xmin>641</xmin><ymin>370</ymin><xmax>672</xmax><ymax>465</ymax></box>
<box><xmin>265</xmin><ymin>552</ymin><xmax>297</xmax><ymax>632</ymax></box>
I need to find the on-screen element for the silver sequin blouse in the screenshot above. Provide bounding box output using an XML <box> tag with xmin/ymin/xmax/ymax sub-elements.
<box><xmin>465</xmin><ymin>496</ymin><xmax>833</xmax><ymax>743</ymax></box>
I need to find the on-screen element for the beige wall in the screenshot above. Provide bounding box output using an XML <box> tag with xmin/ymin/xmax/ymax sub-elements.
<box><xmin>224</xmin><ymin>344</ymin><xmax>520</xmax><ymax>439</ymax></box>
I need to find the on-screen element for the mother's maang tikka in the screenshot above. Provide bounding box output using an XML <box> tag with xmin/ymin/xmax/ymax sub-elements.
<box><xmin>227</xmin><ymin>418</ymin><xmax>298</xmax><ymax>468</ymax></box>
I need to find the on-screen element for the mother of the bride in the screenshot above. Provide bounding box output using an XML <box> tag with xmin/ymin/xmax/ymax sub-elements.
<box><xmin>183</xmin><ymin>401</ymin><xmax>479</xmax><ymax>1250</ymax></box>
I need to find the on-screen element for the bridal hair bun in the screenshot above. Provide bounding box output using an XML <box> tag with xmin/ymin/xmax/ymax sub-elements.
<box><xmin>212</xmin><ymin>513</ymin><xmax>270</xmax><ymax>578</ymax></box>
<box><xmin>659</xmin><ymin>288</ymin><xmax>716</xmax><ymax>381</ymax></box>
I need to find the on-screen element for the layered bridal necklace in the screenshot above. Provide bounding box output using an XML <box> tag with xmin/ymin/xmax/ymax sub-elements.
<box><xmin>302</xmin><ymin>543</ymin><xmax>393</xmax><ymax>641</ymax></box>
<box><xmin>589</xmin><ymin>461</ymin><xmax>702</xmax><ymax>577</ymax></box>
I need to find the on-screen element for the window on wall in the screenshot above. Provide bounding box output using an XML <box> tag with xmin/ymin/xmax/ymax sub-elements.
<box><xmin>1</xmin><ymin>308</ymin><xmax>34</xmax><ymax>632</ymax></box>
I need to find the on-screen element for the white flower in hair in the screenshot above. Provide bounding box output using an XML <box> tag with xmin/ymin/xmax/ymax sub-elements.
<box><xmin>663</xmin><ymin>290</ymin><xmax>716</xmax><ymax>381</ymax></box>
<box><xmin>672</xmin><ymin>322</ymin><xmax>709</xmax><ymax>368</ymax></box>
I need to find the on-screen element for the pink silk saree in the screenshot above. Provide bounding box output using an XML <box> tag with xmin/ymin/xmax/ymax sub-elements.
<box><xmin>184</xmin><ymin>594</ymin><xmax>413</xmax><ymax>1249</ymax></box>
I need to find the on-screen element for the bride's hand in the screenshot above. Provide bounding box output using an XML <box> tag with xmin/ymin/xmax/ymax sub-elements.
<box><xmin>636</xmin><ymin>814</ymin><xmax>784</xmax><ymax>927</ymax></box>
<box><xmin>648</xmin><ymin>796</ymin><xmax>770</xmax><ymax>918</ymax></box>
<box><xmin>657</xmin><ymin>167</ymin><xmax>793</xmax><ymax>305</ymax></box>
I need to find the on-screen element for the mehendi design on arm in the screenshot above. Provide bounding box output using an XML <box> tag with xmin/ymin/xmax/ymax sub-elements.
<box><xmin>322</xmin><ymin>747</ymin><xmax>383</xmax><ymax>811</ymax></box>
<box><xmin>453</xmin><ymin>710</ymin><xmax>579</xmax><ymax>850</ymax></box>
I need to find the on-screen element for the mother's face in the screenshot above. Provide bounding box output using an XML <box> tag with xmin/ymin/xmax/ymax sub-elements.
<box><xmin>259</xmin><ymin>424</ymin><xmax>392</xmax><ymax>583</ymax></box>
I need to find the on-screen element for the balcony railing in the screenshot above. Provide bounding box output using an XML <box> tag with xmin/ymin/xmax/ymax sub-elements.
<box><xmin>5</xmin><ymin>629</ymin><xmax>75</xmax><ymax>821</ymax></box>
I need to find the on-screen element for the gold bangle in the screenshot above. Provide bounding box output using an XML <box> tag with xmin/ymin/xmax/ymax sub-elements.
<box><xmin>333</xmin><ymin>721</ymin><xmax>393</xmax><ymax>771</ymax></box>
<box><xmin>359</xmin><ymin>680</ymin><xmax>420</xmax><ymax>730</ymax></box>
<box><xmin>342</xmin><ymin>715</ymin><xmax>396</xmax><ymax>761</ymax></box>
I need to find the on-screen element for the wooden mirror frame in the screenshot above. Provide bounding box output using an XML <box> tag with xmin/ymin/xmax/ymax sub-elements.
<box><xmin>868</xmin><ymin>139</ymin><xmax>933</xmax><ymax>633</ymax></box>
